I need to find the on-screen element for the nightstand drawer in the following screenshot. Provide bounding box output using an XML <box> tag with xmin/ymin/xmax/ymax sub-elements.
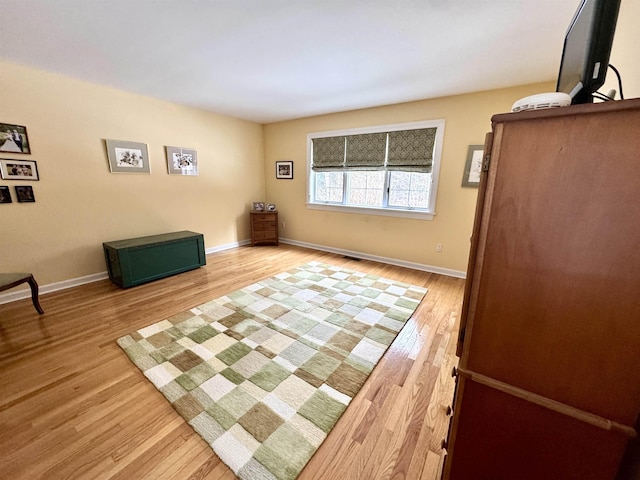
<box><xmin>253</xmin><ymin>231</ymin><xmax>277</xmax><ymax>241</ymax></box>
<box><xmin>253</xmin><ymin>213</ymin><xmax>277</xmax><ymax>223</ymax></box>
<box><xmin>254</xmin><ymin>221</ymin><xmax>276</xmax><ymax>231</ymax></box>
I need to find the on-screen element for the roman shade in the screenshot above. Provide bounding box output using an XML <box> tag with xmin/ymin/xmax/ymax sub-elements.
<box><xmin>312</xmin><ymin>127</ymin><xmax>436</xmax><ymax>173</ymax></box>
<box><xmin>311</xmin><ymin>136</ymin><xmax>345</xmax><ymax>171</ymax></box>
<box><xmin>344</xmin><ymin>132</ymin><xmax>387</xmax><ymax>170</ymax></box>
<box><xmin>387</xmin><ymin>128</ymin><xmax>436</xmax><ymax>173</ymax></box>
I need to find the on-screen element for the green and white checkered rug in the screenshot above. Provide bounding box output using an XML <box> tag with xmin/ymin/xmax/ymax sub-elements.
<box><xmin>117</xmin><ymin>261</ymin><xmax>427</xmax><ymax>480</ymax></box>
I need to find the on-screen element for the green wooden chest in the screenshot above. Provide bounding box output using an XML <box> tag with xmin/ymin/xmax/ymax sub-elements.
<box><xmin>103</xmin><ymin>231</ymin><xmax>206</xmax><ymax>288</ymax></box>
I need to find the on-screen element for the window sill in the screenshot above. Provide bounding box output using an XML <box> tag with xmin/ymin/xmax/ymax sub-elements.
<box><xmin>306</xmin><ymin>202</ymin><xmax>435</xmax><ymax>220</ymax></box>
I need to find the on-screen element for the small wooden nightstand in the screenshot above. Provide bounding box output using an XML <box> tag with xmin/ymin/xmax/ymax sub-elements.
<box><xmin>250</xmin><ymin>210</ymin><xmax>278</xmax><ymax>246</ymax></box>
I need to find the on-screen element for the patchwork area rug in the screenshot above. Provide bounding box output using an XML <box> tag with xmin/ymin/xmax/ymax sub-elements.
<box><xmin>117</xmin><ymin>261</ymin><xmax>427</xmax><ymax>480</ymax></box>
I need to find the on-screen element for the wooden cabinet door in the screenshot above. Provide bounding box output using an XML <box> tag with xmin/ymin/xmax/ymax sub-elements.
<box><xmin>460</xmin><ymin>101</ymin><xmax>640</xmax><ymax>424</ymax></box>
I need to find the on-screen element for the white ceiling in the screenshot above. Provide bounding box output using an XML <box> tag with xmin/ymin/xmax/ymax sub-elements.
<box><xmin>0</xmin><ymin>0</ymin><xmax>581</xmax><ymax>123</ymax></box>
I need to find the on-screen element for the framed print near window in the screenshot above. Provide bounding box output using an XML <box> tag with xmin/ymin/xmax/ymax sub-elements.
<box><xmin>276</xmin><ymin>160</ymin><xmax>293</xmax><ymax>179</ymax></box>
<box><xmin>166</xmin><ymin>146</ymin><xmax>198</xmax><ymax>176</ymax></box>
<box><xmin>0</xmin><ymin>123</ymin><xmax>30</xmax><ymax>154</ymax></box>
<box><xmin>0</xmin><ymin>159</ymin><xmax>39</xmax><ymax>180</ymax></box>
<box><xmin>0</xmin><ymin>186</ymin><xmax>12</xmax><ymax>203</ymax></box>
<box><xmin>15</xmin><ymin>185</ymin><xmax>35</xmax><ymax>202</ymax></box>
<box><xmin>462</xmin><ymin>145</ymin><xmax>484</xmax><ymax>188</ymax></box>
<box><xmin>105</xmin><ymin>139</ymin><xmax>150</xmax><ymax>173</ymax></box>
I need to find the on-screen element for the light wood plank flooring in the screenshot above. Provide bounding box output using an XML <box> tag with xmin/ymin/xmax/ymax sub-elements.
<box><xmin>0</xmin><ymin>245</ymin><xmax>464</xmax><ymax>479</ymax></box>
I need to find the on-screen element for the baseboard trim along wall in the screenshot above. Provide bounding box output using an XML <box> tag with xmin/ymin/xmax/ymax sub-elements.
<box><xmin>279</xmin><ymin>237</ymin><xmax>467</xmax><ymax>279</ymax></box>
<box><xmin>0</xmin><ymin>271</ymin><xmax>110</xmax><ymax>306</ymax></box>
<box><xmin>0</xmin><ymin>237</ymin><xmax>464</xmax><ymax>306</ymax></box>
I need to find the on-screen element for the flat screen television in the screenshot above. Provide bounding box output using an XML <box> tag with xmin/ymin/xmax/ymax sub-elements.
<box><xmin>556</xmin><ymin>0</ymin><xmax>621</xmax><ymax>104</ymax></box>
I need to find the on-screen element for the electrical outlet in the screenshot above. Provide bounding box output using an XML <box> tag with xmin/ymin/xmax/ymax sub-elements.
<box><xmin>436</xmin><ymin>243</ymin><xmax>443</xmax><ymax>252</ymax></box>
<box><xmin>282</xmin><ymin>221</ymin><xmax>286</xmax><ymax>229</ymax></box>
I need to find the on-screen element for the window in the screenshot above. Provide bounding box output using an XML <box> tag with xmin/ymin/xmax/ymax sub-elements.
<box><xmin>307</xmin><ymin>120</ymin><xmax>444</xmax><ymax>220</ymax></box>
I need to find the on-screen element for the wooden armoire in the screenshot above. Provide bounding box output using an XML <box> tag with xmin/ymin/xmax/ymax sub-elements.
<box><xmin>442</xmin><ymin>98</ymin><xmax>640</xmax><ymax>479</ymax></box>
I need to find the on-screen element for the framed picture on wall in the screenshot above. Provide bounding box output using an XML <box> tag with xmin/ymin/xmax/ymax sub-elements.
<box><xmin>105</xmin><ymin>139</ymin><xmax>150</xmax><ymax>173</ymax></box>
<box><xmin>0</xmin><ymin>159</ymin><xmax>39</xmax><ymax>180</ymax></box>
<box><xmin>15</xmin><ymin>185</ymin><xmax>35</xmax><ymax>202</ymax></box>
<box><xmin>0</xmin><ymin>123</ymin><xmax>31</xmax><ymax>154</ymax></box>
<box><xmin>0</xmin><ymin>186</ymin><xmax>12</xmax><ymax>203</ymax></box>
<box><xmin>276</xmin><ymin>160</ymin><xmax>293</xmax><ymax>179</ymax></box>
<box><xmin>461</xmin><ymin>145</ymin><xmax>484</xmax><ymax>188</ymax></box>
<box><xmin>166</xmin><ymin>146</ymin><xmax>198</xmax><ymax>176</ymax></box>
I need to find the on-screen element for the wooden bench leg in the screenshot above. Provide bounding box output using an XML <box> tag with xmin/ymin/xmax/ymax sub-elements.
<box><xmin>26</xmin><ymin>275</ymin><xmax>44</xmax><ymax>314</ymax></box>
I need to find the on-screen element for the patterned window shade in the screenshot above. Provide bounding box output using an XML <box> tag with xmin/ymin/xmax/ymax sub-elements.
<box><xmin>312</xmin><ymin>136</ymin><xmax>345</xmax><ymax>171</ymax></box>
<box><xmin>345</xmin><ymin>132</ymin><xmax>387</xmax><ymax>170</ymax></box>
<box><xmin>387</xmin><ymin>128</ymin><xmax>437</xmax><ymax>172</ymax></box>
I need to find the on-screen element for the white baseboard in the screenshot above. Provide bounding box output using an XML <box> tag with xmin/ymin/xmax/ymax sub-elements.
<box><xmin>279</xmin><ymin>237</ymin><xmax>467</xmax><ymax>279</ymax></box>
<box><xmin>0</xmin><ymin>271</ymin><xmax>110</xmax><ymax>305</ymax></box>
<box><xmin>0</xmin><ymin>238</ymin><xmax>463</xmax><ymax>306</ymax></box>
<box><xmin>0</xmin><ymin>241</ymin><xmax>251</xmax><ymax>306</ymax></box>
<box><xmin>205</xmin><ymin>239</ymin><xmax>251</xmax><ymax>254</ymax></box>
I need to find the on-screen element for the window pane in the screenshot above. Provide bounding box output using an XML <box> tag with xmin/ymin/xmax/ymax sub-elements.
<box><xmin>350</xmin><ymin>171</ymin><xmax>367</xmax><ymax>189</ymax></box>
<box><xmin>389</xmin><ymin>189</ymin><xmax>409</xmax><ymax>206</ymax></box>
<box><xmin>388</xmin><ymin>171</ymin><xmax>430</xmax><ymax>208</ymax></box>
<box><xmin>347</xmin><ymin>171</ymin><xmax>384</xmax><ymax>206</ymax></box>
<box><xmin>315</xmin><ymin>172</ymin><xmax>343</xmax><ymax>203</ymax></box>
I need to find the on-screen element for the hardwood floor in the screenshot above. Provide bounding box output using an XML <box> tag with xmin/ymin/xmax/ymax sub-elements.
<box><xmin>0</xmin><ymin>245</ymin><xmax>465</xmax><ymax>480</ymax></box>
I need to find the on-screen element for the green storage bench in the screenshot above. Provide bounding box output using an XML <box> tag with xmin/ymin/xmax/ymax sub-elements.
<box><xmin>103</xmin><ymin>231</ymin><xmax>206</xmax><ymax>288</ymax></box>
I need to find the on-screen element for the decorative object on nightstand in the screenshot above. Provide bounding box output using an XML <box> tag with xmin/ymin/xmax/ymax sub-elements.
<box><xmin>252</xmin><ymin>202</ymin><xmax>264</xmax><ymax>211</ymax></box>
<box><xmin>266</xmin><ymin>203</ymin><xmax>276</xmax><ymax>212</ymax></box>
<box><xmin>250</xmin><ymin>209</ymin><xmax>278</xmax><ymax>246</ymax></box>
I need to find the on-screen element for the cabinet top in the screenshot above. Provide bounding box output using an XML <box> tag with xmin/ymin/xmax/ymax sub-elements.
<box><xmin>251</xmin><ymin>210</ymin><xmax>278</xmax><ymax>214</ymax></box>
<box><xmin>103</xmin><ymin>230</ymin><xmax>203</xmax><ymax>249</ymax></box>
<box><xmin>492</xmin><ymin>97</ymin><xmax>640</xmax><ymax>126</ymax></box>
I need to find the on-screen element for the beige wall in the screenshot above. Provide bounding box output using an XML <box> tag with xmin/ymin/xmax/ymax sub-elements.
<box><xmin>602</xmin><ymin>0</ymin><xmax>639</xmax><ymax>99</ymax></box>
<box><xmin>0</xmin><ymin>62</ymin><xmax>265</xmax><ymax>285</ymax></box>
<box><xmin>263</xmin><ymin>82</ymin><xmax>554</xmax><ymax>274</ymax></box>
<box><xmin>262</xmin><ymin>0</ymin><xmax>640</xmax><ymax>276</ymax></box>
<box><xmin>2</xmin><ymin>0</ymin><xmax>637</xmax><ymax>289</ymax></box>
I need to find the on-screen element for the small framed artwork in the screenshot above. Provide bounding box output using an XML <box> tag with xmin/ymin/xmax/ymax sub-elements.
<box><xmin>276</xmin><ymin>160</ymin><xmax>293</xmax><ymax>179</ymax></box>
<box><xmin>0</xmin><ymin>123</ymin><xmax>30</xmax><ymax>154</ymax></box>
<box><xmin>462</xmin><ymin>145</ymin><xmax>484</xmax><ymax>188</ymax></box>
<box><xmin>253</xmin><ymin>202</ymin><xmax>264</xmax><ymax>211</ymax></box>
<box><xmin>105</xmin><ymin>139</ymin><xmax>150</xmax><ymax>173</ymax></box>
<box><xmin>0</xmin><ymin>159</ymin><xmax>39</xmax><ymax>180</ymax></box>
<box><xmin>266</xmin><ymin>203</ymin><xmax>277</xmax><ymax>212</ymax></box>
<box><xmin>15</xmin><ymin>185</ymin><xmax>35</xmax><ymax>203</ymax></box>
<box><xmin>166</xmin><ymin>146</ymin><xmax>198</xmax><ymax>176</ymax></box>
<box><xmin>0</xmin><ymin>186</ymin><xmax>12</xmax><ymax>203</ymax></box>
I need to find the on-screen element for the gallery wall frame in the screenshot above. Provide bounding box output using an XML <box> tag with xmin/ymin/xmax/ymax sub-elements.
<box><xmin>0</xmin><ymin>123</ymin><xmax>30</xmax><ymax>154</ymax></box>
<box><xmin>166</xmin><ymin>146</ymin><xmax>198</xmax><ymax>176</ymax></box>
<box><xmin>15</xmin><ymin>185</ymin><xmax>35</xmax><ymax>203</ymax></box>
<box><xmin>462</xmin><ymin>145</ymin><xmax>484</xmax><ymax>188</ymax></box>
<box><xmin>276</xmin><ymin>160</ymin><xmax>293</xmax><ymax>179</ymax></box>
<box><xmin>0</xmin><ymin>186</ymin><xmax>12</xmax><ymax>203</ymax></box>
<box><xmin>105</xmin><ymin>139</ymin><xmax>150</xmax><ymax>173</ymax></box>
<box><xmin>0</xmin><ymin>159</ymin><xmax>39</xmax><ymax>181</ymax></box>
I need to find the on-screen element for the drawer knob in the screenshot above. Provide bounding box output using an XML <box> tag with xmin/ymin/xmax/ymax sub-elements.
<box><xmin>441</xmin><ymin>439</ymin><xmax>448</xmax><ymax>450</ymax></box>
<box><xmin>451</xmin><ymin>366</ymin><xmax>458</xmax><ymax>378</ymax></box>
<box><xmin>446</xmin><ymin>405</ymin><xmax>452</xmax><ymax>416</ymax></box>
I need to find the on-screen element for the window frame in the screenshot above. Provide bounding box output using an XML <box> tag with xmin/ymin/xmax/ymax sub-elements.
<box><xmin>306</xmin><ymin>119</ymin><xmax>445</xmax><ymax>220</ymax></box>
